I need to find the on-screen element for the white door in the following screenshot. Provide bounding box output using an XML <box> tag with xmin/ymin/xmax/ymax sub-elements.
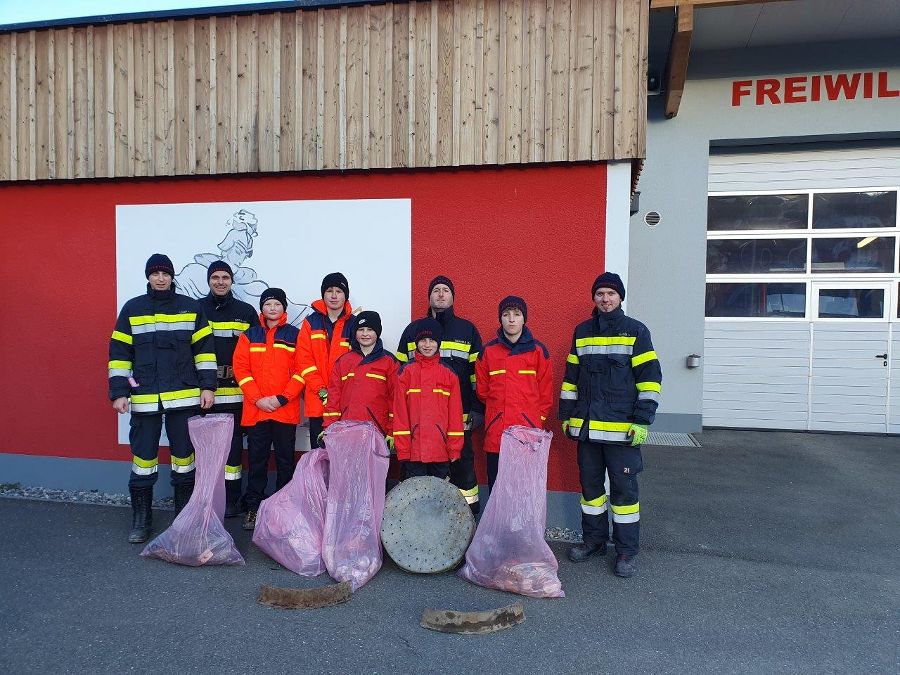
<box><xmin>810</xmin><ymin>282</ymin><xmax>892</xmax><ymax>433</ymax></box>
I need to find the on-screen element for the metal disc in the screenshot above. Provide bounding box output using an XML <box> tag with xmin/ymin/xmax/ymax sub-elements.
<box><xmin>380</xmin><ymin>476</ymin><xmax>475</xmax><ymax>574</ymax></box>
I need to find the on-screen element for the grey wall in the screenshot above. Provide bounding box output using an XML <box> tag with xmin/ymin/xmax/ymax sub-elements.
<box><xmin>632</xmin><ymin>38</ymin><xmax>900</xmax><ymax>433</ymax></box>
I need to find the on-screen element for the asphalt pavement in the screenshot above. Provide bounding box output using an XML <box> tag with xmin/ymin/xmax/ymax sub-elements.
<box><xmin>1</xmin><ymin>429</ymin><xmax>898</xmax><ymax>674</ymax></box>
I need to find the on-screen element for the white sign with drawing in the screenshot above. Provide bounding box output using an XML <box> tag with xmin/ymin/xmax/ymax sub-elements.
<box><xmin>115</xmin><ymin>198</ymin><xmax>412</xmax><ymax>446</ymax></box>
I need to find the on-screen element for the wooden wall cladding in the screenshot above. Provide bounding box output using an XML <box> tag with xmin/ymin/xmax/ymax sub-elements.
<box><xmin>0</xmin><ymin>0</ymin><xmax>648</xmax><ymax>181</ymax></box>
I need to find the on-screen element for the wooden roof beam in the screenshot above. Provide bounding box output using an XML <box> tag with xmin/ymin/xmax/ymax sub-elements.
<box><xmin>664</xmin><ymin>3</ymin><xmax>694</xmax><ymax>118</ymax></box>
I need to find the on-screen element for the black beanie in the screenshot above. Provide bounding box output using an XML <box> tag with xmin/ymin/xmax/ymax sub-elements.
<box><xmin>414</xmin><ymin>317</ymin><xmax>444</xmax><ymax>345</ymax></box>
<box><xmin>259</xmin><ymin>287</ymin><xmax>287</xmax><ymax>311</ymax></box>
<box><xmin>591</xmin><ymin>272</ymin><xmax>626</xmax><ymax>301</ymax></box>
<box><xmin>206</xmin><ymin>260</ymin><xmax>234</xmax><ymax>282</ymax></box>
<box><xmin>321</xmin><ymin>272</ymin><xmax>349</xmax><ymax>298</ymax></box>
<box><xmin>145</xmin><ymin>253</ymin><xmax>175</xmax><ymax>278</ymax></box>
<box><xmin>355</xmin><ymin>311</ymin><xmax>382</xmax><ymax>338</ymax></box>
<box><xmin>498</xmin><ymin>295</ymin><xmax>528</xmax><ymax>323</ymax></box>
<box><xmin>428</xmin><ymin>275</ymin><xmax>455</xmax><ymax>298</ymax></box>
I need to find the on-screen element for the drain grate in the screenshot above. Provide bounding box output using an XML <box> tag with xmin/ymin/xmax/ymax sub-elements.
<box><xmin>646</xmin><ymin>432</ymin><xmax>701</xmax><ymax>447</ymax></box>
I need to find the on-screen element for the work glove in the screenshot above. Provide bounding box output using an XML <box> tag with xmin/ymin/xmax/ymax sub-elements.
<box><xmin>316</xmin><ymin>430</ymin><xmax>327</xmax><ymax>447</ymax></box>
<box><xmin>627</xmin><ymin>424</ymin><xmax>648</xmax><ymax>447</ymax></box>
<box><xmin>317</xmin><ymin>388</ymin><xmax>328</xmax><ymax>405</ymax></box>
<box><xmin>465</xmin><ymin>410</ymin><xmax>484</xmax><ymax>431</ymax></box>
<box><xmin>561</xmin><ymin>420</ymin><xmax>570</xmax><ymax>436</ymax></box>
<box><xmin>385</xmin><ymin>435</ymin><xmax>395</xmax><ymax>452</ymax></box>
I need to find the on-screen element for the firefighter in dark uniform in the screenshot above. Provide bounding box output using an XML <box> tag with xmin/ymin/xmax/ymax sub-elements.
<box><xmin>109</xmin><ymin>254</ymin><xmax>217</xmax><ymax>544</ymax></box>
<box><xmin>199</xmin><ymin>260</ymin><xmax>257</xmax><ymax>517</ymax></box>
<box><xmin>560</xmin><ymin>272</ymin><xmax>662</xmax><ymax>578</ymax></box>
<box><xmin>396</xmin><ymin>276</ymin><xmax>484</xmax><ymax>514</ymax></box>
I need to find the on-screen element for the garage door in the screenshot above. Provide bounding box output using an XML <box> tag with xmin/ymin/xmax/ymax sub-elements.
<box><xmin>703</xmin><ymin>144</ymin><xmax>900</xmax><ymax>433</ymax></box>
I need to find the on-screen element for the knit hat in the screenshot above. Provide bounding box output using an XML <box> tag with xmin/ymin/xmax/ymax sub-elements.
<box><xmin>591</xmin><ymin>272</ymin><xmax>625</xmax><ymax>301</ymax></box>
<box><xmin>428</xmin><ymin>275</ymin><xmax>455</xmax><ymax>298</ymax></box>
<box><xmin>321</xmin><ymin>272</ymin><xmax>349</xmax><ymax>298</ymax></box>
<box><xmin>206</xmin><ymin>260</ymin><xmax>234</xmax><ymax>282</ymax></box>
<box><xmin>145</xmin><ymin>253</ymin><xmax>175</xmax><ymax>278</ymax></box>
<box><xmin>355</xmin><ymin>311</ymin><xmax>382</xmax><ymax>338</ymax></box>
<box><xmin>498</xmin><ymin>295</ymin><xmax>528</xmax><ymax>323</ymax></box>
<box><xmin>259</xmin><ymin>287</ymin><xmax>287</xmax><ymax>311</ymax></box>
<box><xmin>414</xmin><ymin>317</ymin><xmax>444</xmax><ymax>345</ymax></box>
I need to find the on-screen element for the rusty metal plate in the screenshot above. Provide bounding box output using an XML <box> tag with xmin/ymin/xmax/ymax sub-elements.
<box><xmin>380</xmin><ymin>476</ymin><xmax>475</xmax><ymax>574</ymax></box>
<box><xmin>257</xmin><ymin>582</ymin><xmax>352</xmax><ymax>609</ymax></box>
<box><xmin>420</xmin><ymin>602</ymin><xmax>525</xmax><ymax>634</ymax></box>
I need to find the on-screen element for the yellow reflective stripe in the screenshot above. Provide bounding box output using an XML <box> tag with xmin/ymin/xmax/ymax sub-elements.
<box><xmin>111</xmin><ymin>330</ymin><xmax>133</xmax><ymax>345</ymax></box>
<box><xmin>238</xmin><ymin>376</ymin><xmax>254</xmax><ymax>386</ymax></box>
<box><xmin>541</xmin><ymin>415</ymin><xmax>546</xmax><ymax>421</ymax></box>
<box><xmin>366</xmin><ymin>372</ymin><xmax>387</xmax><ymax>381</ymax></box>
<box><xmin>132</xmin><ymin>456</ymin><xmax>158</xmax><ymax>469</ymax></box>
<box><xmin>300</xmin><ymin>365</ymin><xmax>318</xmax><ymax>377</ymax></box>
<box><xmin>433</xmin><ymin>388</ymin><xmax>450</xmax><ymax>396</ymax></box>
<box><xmin>611</xmin><ymin>502</ymin><xmax>640</xmax><ymax>515</ymax></box>
<box><xmin>192</xmin><ymin>325</ymin><xmax>212</xmax><ymax>344</ymax></box>
<box><xmin>567</xmin><ymin>353</ymin><xmax>579</xmax><ymax>365</ymax></box>
<box><xmin>108</xmin><ymin>360</ymin><xmax>133</xmax><ymax>369</ymax></box>
<box><xmin>575</xmin><ymin>336</ymin><xmax>636</xmax><ymax>347</ymax></box>
<box><xmin>588</xmin><ymin>420</ymin><xmax>632</xmax><ymax>432</ymax></box>
<box><xmin>406</xmin><ymin>341</ymin><xmax>416</xmax><ymax>352</ymax></box>
<box><xmin>171</xmin><ymin>453</ymin><xmax>196</xmax><ymax>467</ymax></box>
<box><xmin>341</xmin><ymin>372</ymin><xmax>356</xmax><ymax>381</ymax></box>
<box><xmin>130</xmin><ymin>313</ymin><xmax>198</xmax><ymax>326</ymax></box>
<box><xmin>406</xmin><ymin>388</ymin><xmax>422</xmax><ymax>394</ymax></box>
<box><xmin>393</xmin><ymin>430</ymin><xmax>411</xmax><ymax>436</ymax></box>
<box><xmin>339</xmin><ymin>341</ymin><xmax>351</xmax><ymax>348</ymax></box>
<box><xmin>469</xmin><ymin>374</ymin><xmax>476</xmax><ymax>382</ymax></box>
<box><xmin>460</xmin><ymin>486</ymin><xmax>479</xmax><ymax>497</ymax></box>
<box><xmin>215</xmin><ymin>387</ymin><xmax>243</xmax><ymax>396</ymax></box>
<box><xmin>636</xmin><ymin>381</ymin><xmax>661</xmax><ymax>393</ymax></box>
<box><xmin>323</xmin><ymin>412</ymin><xmax>341</xmax><ymax>417</ymax></box>
<box><xmin>131</xmin><ymin>394</ymin><xmax>160</xmax><ymax>404</ymax></box>
<box><xmin>441</xmin><ymin>341</ymin><xmax>472</xmax><ymax>352</ymax></box>
<box><xmin>580</xmin><ymin>494</ymin><xmax>608</xmax><ymax>507</ymax></box>
<box><xmin>468</xmin><ymin>352</ymin><xmax>478</xmax><ymax>363</ymax></box>
<box><xmin>396</xmin><ymin>352</ymin><xmax>409</xmax><ymax>362</ymax></box>
<box><xmin>160</xmin><ymin>388</ymin><xmax>201</xmax><ymax>401</ymax></box>
<box><xmin>518</xmin><ymin>369</ymin><xmax>536</xmax><ymax>375</ymax></box>
<box><xmin>273</xmin><ymin>343</ymin><xmax>296</xmax><ymax>352</ymax></box>
<box><xmin>249</xmin><ymin>346</ymin><xmax>266</xmax><ymax>352</ymax></box>
<box><xmin>561</xmin><ymin>382</ymin><xmax>577</xmax><ymax>391</ymax></box>
<box><xmin>224</xmin><ymin>464</ymin><xmax>242</xmax><ymax>479</ymax></box>
<box><xmin>310</xmin><ymin>333</ymin><xmax>326</xmax><ymax>340</ymax></box>
<box><xmin>194</xmin><ymin>353</ymin><xmax>216</xmax><ymax>363</ymax></box>
<box><xmin>447</xmin><ymin>431</ymin><xmax>464</xmax><ymax>437</ymax></box>
<box><xmin>291</xmin><ymin>374</ymin><xmax>304</xmax><ymax>383</ymax></box>
<box><xmin>631</xmin><ymin>350</ymin><xmax>658</xmax><ymax>367</ymax></box>
<box><xmin>489</xmin><ymin>369</ymin><xmax>506</xmax><ymax>376</ymax></box>
<box><xmin>209</xmin><ymin>321</ymin><xmax>250</xmax><ymax>330</ymax></box>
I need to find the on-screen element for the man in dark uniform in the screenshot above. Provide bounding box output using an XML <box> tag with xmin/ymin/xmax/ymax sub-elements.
<box><xmin>109</xmin><ymin>254</ymin><xmax>217</xmax><ymax>543</ymax></box>
<box><xmin>199</xmin><ymin>260</ymin><xmax>258</xmax><ymax>517</ymax></box>
<box><xmin>560</xmin><ymin>272</ymin><xmax>662</xmax><ymax>578</ymax></box>
<box><xmin>396</xmin><ymin>276</ymin><xmax>484</xmax><ymax>514</ymax></box>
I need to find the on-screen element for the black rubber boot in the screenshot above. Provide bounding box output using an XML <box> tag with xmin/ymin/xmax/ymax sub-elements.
<box><xmin>173</xmin><ymin>483</ymin><xmax>194</xmax><ymax>515</ymax></box>
<box><xmin>224</xmin><ymin>481</ymin><xmax>243</xmax><ymax>518</ymax></box>
<box><xmin>614</xmin><ymin>554</ymin><xmax>636</xmax><ymax>578</ymax></box>
<box><xmin>567</xmin><ymin>541</ymin><xmax>607</xmax><ymax>563</ymax></box>
<box><xmin>128</xmin><ymin>487</ymin><xmax>153</xmax><ymax>544</ymax></box>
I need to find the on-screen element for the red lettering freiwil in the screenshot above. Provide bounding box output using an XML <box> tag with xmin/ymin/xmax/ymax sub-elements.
<box><xmin>731</xmin><ymin>71</ymin><xmax>899</xmax><ymax>106</ymax></box>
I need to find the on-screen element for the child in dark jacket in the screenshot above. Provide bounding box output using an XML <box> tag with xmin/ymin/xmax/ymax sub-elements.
<box><xmin>393</xmin><ymin>318</ymin><xmax>464</xmax><ymax>480</ymax></box>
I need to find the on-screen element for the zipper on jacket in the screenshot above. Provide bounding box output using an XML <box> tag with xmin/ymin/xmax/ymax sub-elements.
<box><xmin>436</xmin><ymin>424</ymin><xmax>447</xmax><ymax>443</ymax></box>
<box><xmin>485</xmin><ymin>412</ymin><xmax>502</xmax><ymax>434</ymax></box>
<box><xmin>522</xmin><ymin>413</ymin><xmax>537</xmax><ymax>429</ymax></box>
<box><xmin>367</xmin><ymin>406</ymin><xmax>385</xmax><ymax>435</ymax></box>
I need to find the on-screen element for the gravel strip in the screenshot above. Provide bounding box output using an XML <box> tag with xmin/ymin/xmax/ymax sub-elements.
<box><xmin>0</xmin><ymin>483</ymin><xmax>583</xmax><ymax>541</ymax></box>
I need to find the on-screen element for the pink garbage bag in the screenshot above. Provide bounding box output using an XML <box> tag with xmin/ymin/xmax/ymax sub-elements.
<box><xmin>141</xmin><ymin>414</ymin><xmax>245</xmax><ymax>566</ymax></box>
<box><xmin>458</xmin><ymin>425</ymin><xmax>563</xmax><ymax>598</ymax></box>
<box><xmin>253</xmin><ymin>447</ymin><xmax>330</xmax><ymax>576</ymax></box>
<box><xmin>321</xmin><ymin>421</ymin><xmax>391</xmax><ymax>591</ymax></box>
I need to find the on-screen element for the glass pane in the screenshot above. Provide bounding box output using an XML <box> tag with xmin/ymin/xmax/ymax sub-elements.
<box><xmin>706</xmin><ymin>283</ymin><xmax>806</xmax><ymax>318</ymax></box>
<box><xmin>707</xmin><ymin>194</ymin><xmax>808</xmax><ymax>231</ymax></box>
<box><xmin>707</xmin><ymin>239</ymin><xmax>806</xmax><ymax>274</ymax></box>
<box><xmin>818</xmin><ymin>288</ymin><xmax>885</xmax><ymax>318</ymax></box>
<box><xmin>810</xmin><ymin>236</ymin><xmax>895</xmax><ymax>273</ymax></box>
<box><xmin>812</xmin><ymin>191</ymin><xmax>897</xmax><ymax>229</ymax></box>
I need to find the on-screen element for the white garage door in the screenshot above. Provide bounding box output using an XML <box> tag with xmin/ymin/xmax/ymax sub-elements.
<box><xmin>703</xmin><ymin>144</ymin><xmax>900</xmax><ymax>433</ymax></box>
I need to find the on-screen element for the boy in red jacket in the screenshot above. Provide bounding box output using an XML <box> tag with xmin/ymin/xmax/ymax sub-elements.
<box><xmin>232</xmin><ymin>288</ymin><xmax>304</xmax><ymax>530</ymax></box>
<box><xmin>322</xmin><ymin>311</ymin><xmax>399</xmax><ymax>444</ymax></box>
<box><xmin>475</xmin><ymin>296</ymin><xmax>553</xmax><ymax>490</ymax></box>
<box><xmin>393</xmin><ymin>318</ymin><xmax>464</xmax><ymax>480</ymax></box>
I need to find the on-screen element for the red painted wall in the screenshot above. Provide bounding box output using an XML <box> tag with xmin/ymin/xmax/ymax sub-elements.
<box><xmin>1</xmin><ymin>163</ymin><xmax>607</xmax><ymax>492</ymax></box>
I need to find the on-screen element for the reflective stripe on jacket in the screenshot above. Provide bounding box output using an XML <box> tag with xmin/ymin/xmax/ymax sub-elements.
<box><xmin>199</xmin><ymin>291</ymin><xmax>257</xmax><ymax>409</ymax></box>
<box><xmin>297</xmin><ymin>299</ymin><xmax>356</xmax><ymax>418</ymax></box>
<box><xmin>324</xmin><ymin>340</ymin><xmax>399</xmax><ymax>435</ymax></box>
<box><xmin>108</xmin><ymin>285</ymin><xmax>217</xmax><ymax>414</ymax></box>
<box><xmin>393</xmin><ymin>352</ymin><xmax>464</xmax><ymax>463</ymax></box>
<box><xmin>558</xmin><ymin>307</ymin><xmax>662</xmax><ymax>444</ymax></box>
<box><xmin>232</xmin><ymin>313</ymin><xmax>304</xmax><ymax>426</ymax></box>
<box><xmin>475</xmin><ymin>327</ymin><xmax>553</xmax><ymax>453</ymax></box>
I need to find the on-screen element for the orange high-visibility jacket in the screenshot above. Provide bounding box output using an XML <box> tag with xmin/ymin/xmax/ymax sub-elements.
<box><xmin>296</xmin><ymin>299</ymin><xmax>356</xmax><ymax>418</ymax></box>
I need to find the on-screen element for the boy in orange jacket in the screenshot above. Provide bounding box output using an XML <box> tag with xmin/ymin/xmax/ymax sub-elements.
<box><xmin>393</xmin><ymin>318</ymin><xmax>464</xmax><ymax>480</ymax></box>
<box><xmin>475</xmin><ymin>296</ymin><xmax>553</xmax><ymax>490</ymax></box>
<box><xmin>232</xmin><ymin>288</ymin><xmax>305</xmax><ymax>530</ymax></box>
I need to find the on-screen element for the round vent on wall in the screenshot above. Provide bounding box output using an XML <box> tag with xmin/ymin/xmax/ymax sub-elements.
<box><xmin>644</xmin><ymin>211</ymin><xmax>661</xmax><ymax>227</ymax></box>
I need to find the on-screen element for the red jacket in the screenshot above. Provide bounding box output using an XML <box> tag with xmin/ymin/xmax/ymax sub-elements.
<box><xmin>233</xmin><ymin>313</ymin><xmax>305</xmax><ymax>426</ymax></box>
<box><xmin>475</xmin><ymin>327</ymin><xmax>553</xmax><ymax>453</ymax></box>
<box><xmin>323</xmin><ymin>340</ymin><xmax>399</xmax><ymax>435</ymax></box>
<box><xmin>393</xmin><ymin>352</ymin><xmax>465</xmax><ymax>463</ymax></box>
<box><xmin>297</xmin><ymin>299</ymin><xmax>356</xmax><ymax>418</ymax></box>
